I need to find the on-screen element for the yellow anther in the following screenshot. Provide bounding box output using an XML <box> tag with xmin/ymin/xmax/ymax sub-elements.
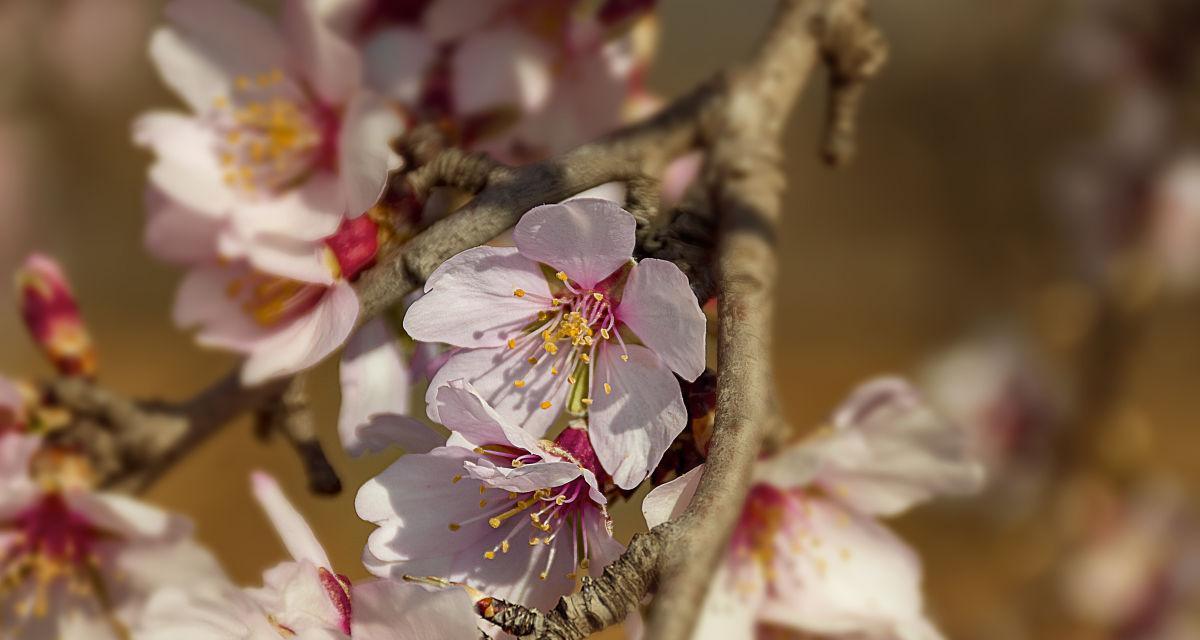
<box><xmin>551</xmin><ymin>299</ymin><xmax>562</xmax><ymax>306</ymax></box>
<box><xmin>538</xmin><ymin>572</ymin><xmax>548</xmax><ymax>581</ymax></box>
<box><xmin>600</xmin><ymin>328</ymin><xmax>610</xmax><ymax>339</ymax></box>
<box><xmin>581</xmin><ymin>398</ymin><xmax>593</xmax><ymax>406</ymax></box>
<box><xmin>501</xmin><ymin>541</ymin><xmax>510</xmax><ymax>553</ymax></box>
<box><xmin>479</xmin><ymin>485</ymin><xmax>487</xmax><ymax>495</ymax></box>
<box><xmin>555</xmin><ymin>272</ymin><xmax>569</xmax><ymax>282</ymax></box>
<box><xmin>604</xmin><ymin>383</ymin><xmax>612</xmax><ymax>395</ymax></box>
<box><xmin>544</xmin><ymin>343</ymin><xmax>558</xmax><ymax>355</ymax></box>
<box><xmin>580</xmin><ymin>354</ymin><xmax>590</xmax><ymax>363</ymax></box>
<box><xmin>593</xmin><ymin>292</ymin><xmax>604</xmax><ymax>301</ymax></box>
<box><xmin>620</xmin><ymin>354</ymin><xmax>630</xmax><ymax>362</ymax></box>
<box><xmin>451</xmin><ymin>474</ymin><xmax>463</xmax><ymax>484</ymax></box>
<box><xmin>484</xmin><ymin>551</ymin><xmax>496</xmax><ymax>560</ymax></box>
<box><xmin>507</xmin><ymin>338</ymin><xmax>517</xmax><ymax>350</ymax></box>
<box><xmin>513</xmin><ymin>288</ymin><xmax>526</xmax><ymax>298</ymax></box>
<box><xmin>555</xmin><ymin>495</ymin><xmax>566</xmax><ymax>505</ymax></box>
<box><xmin>527</xmin><ymin>357</ymin><xmax>539</xmax><ymax>365</ymax></box>
<box><xmin>479</xmin><ymin>499</ymin><xmax>488</xmax><ymax>508</ymax></box>
<box><xmin>512</xmin><ymin>460</ymin><xmax>524</xmax><ymax>468</ymax></box>
<box><xmin>448</xmin><ymin>523</ymin><xmax>461</xmax><ymax>531</ymax></box>
<box><xmin>529</xmin><ymin>537</ymin><xmax>541</xmax><ymax>546</ymax></box>
<box><xmin>514</xmin><ymin>380</ymin><xmax>526</xmax><ymax>388</ymax></box>
<box><xmin>540</xmin><ymin>401</ymin><xmax>552</xmax><ymax>410</ymax></box>
<box><xmin>538</xmin><ymin>311</ymin><xmax>549</xmax><ymax>321</ymax></box>
<box><xmin>567</xmin><ymin>375</ymin><xmax>577</xmax><ymax>385</ymax></box>
<box><xmin>551</xmin><ymin>367</ymin><xmax>559</xmax><ymax>375</ymax></box>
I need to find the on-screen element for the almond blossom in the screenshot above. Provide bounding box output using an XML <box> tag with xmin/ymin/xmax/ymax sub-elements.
<box><xmin>15</xmin><ymin>254</ymin><xmax>97</xmax><ymax>378</ymax></box>
<box><xmin>135</xmin><ymin>472</ymin><xmax>478</xmax><ymax>640</ymax></box>
<box><xmin>356</xmin><ymin>380</ymin><xmax>624</xmax><ymax>611</ymax></box>
<box><xmin>136</xmin><ymin>0</ymin><xmax>401</xmax><ymax>252</ymax></box>
<box><xmin>404</xmin><ymin>199</ymin><xmax>706</xmax><ymax>489</ymax></box>
<box><xmin>642</xmin><ymin>378</ymin><xmax>985</xmax><ymax>640</ymax></box>
<box><xmin>0</xmin><ymin>432</ymin><xmax>226</xmax><ymax>639</ymax></box>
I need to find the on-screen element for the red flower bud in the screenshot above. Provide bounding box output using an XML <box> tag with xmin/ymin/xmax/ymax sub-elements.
<box><xmin>15</xmin><ymin>255</ymin><xmax>96</xmax><ymax>377</ymax></box>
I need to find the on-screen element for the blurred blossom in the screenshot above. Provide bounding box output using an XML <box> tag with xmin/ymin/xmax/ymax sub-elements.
<box><xmin>919</xmin><ymin>332</ymin><xmax>1061</xmax><ymax>484</ymax></box>
<box><xmin>643</xmin><ymin>378</ymin><xmax>984</xmax><ymax>639</ymax></box>
<box><xmin>406</xmin><ymin>198</ymin><xmax>706</xmax><ymax>489</ymax></box>
<box><xmin>0</xmin><ymin>432</ymin><xmax>226</xmax><ymax>639</ymax></box>
<box><xmin>15</xmin><ymin>254</ymin><xmax>97</xmax><ymax>378</ymax></box>
<box><xmin>1146</xmin><ymin>154</ymin><xmax>1200</xmax><ymax>292</ymax></box>
<box><xmin>136</xmin><ymin>472</ymin><xmax>478</xmax><ymax>639</ymax></box>
<box><xmin>1062</xmin><ymin>480</ymin><xmax>1200</xmax><ymax>638</ymax></box>
<box><xmin>358</xmin><ymin>381</ymin><xmax>623</xmax><ymax>612</ymax></box>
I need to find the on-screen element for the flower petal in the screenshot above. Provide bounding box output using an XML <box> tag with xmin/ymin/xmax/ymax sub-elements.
<box><xmin>430</xmin><ymin>380</ymin><xmax>546</xmax><ymax>454</ymax></box>
<box><xmin>513</xmin><ymin>199</ymin><xmax>636</xmax><ymax>288</ymax></box>
<box><xmin>69</xmin><ymin>492</ymin><xmax>174</xmax><ymax>540</ymax></box>
<box><xmin>350</xmin><ymin>579</ymin><xmax>480</xmax><ymax>640</ymax></box>
<box><xmin>231</xmin><ymin>172</ymin><xmax>345</xmax><ymax>244</ymax></box>
<box><xmin>616</xmin><ymin>258</ymin><xmax>706</xmax><ymax>380</ymax></box>
<box><xmin>240</xmin><ymin>281</ymin><xmax>359</xmax><ymax>384</ymax></box>
<box><xmin>153</xmin><ymin>0</ymin><xmax>288</xmax><ymax>112</ymax></box>
<box><xmin>462</xmin><ymin>458</ymin><xmax>580</xmax><ymax>494</ymax></box>
<box><xmin>219</xmin><ymin>233</ymin><xmax>336</xmax><ymax>285</ymax></box>
<box><xmin>425</xmin><ymin>347</ymin><xmax>568</xmax><ymax>439</ymax></box>
<box><xmin>281</xmin><ymin>0</ymin><xmax>362</xmax><ymax>105</ymax></box>
<box><xmin>691</xmin><ymin>562</ymin><xmax>762</xmax><ymax>640</ymax></box>
<box><xmin>813</xmin><ymin>377</ymin><xmax>986</xmax><ymax>516</ymax></box>
<box><xmin>451</xmin><ymin>24</ymin><xmax>552</xmax><ymax>115</ymax></box>
<box><xmin>588</xmin><ymin>344</ymin><xmax>687</xmax><ymax>490</ymax></box>
<box><xmin>338</xmin><ymin>319</ymin><xmax>418</xmax><ymax>457</ymax></box>
<box><xmin>133</xmin><ymin>111</ymin><xmax>235</xmax><ymax>217</ymax></box>
<box><xmin>339</xmin><ymin>93</ymin><xmax>404</xmax><ymax>218</ymax></box>
<box><xmin>363</xmin><ymin>28</ymin><xmax>436</xmax><ymax>104</ymax></box>
<box><xmin>143</xmin><ymin>189</ymin><xmax>223</xmax><ymax>265</ymax></box>
<box><xmin>403</xmin><ymin>246</ymin><xmax>551</xmax><ymax>348</ymax></box>
<box><xmin>642</xmin><ymin>464</ymin><xmax>703</xmax><ymax>529</ymax></box>
<box><xmin>757</xmin><ymin>496</ymin><xmax>943</xmax><ymax>639</ymax></box>
<box><xmin>250</xmin><ymin>471</ymin><xmax>330</xmax><ymax>568</ymax></box>
<box><xmin>172</xmin><ymin>266</ymin><xmax>266</xmax><ymax>350</ymax></box>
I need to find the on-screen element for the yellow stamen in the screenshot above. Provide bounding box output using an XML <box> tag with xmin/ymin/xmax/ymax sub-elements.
<box><xmin>592</xmin><ymin>292</ymin><xmax>604</xmax><ymax>301</ymax></box>
<box><xmin>507</xmin><ymin>338</ymin><xmax>517</xmax><ymax>349</ymax></box>
<box><xmin>604</xmin><ymin>383</ymin><xmax>612</xmax><ymax>395</ymax></box>
<box><xmin>451</xmin><ymin>474</ymin><xmax>463</xmax><ymax>484</ymax></box>
<box><xmin>514</xmin><ymin>380</ymin><xmax>526</xmax><ymax>388</ymax></box>
<box><xmin>540</xmin><ymin>401</ymin><xmax>552</xmax><ymax>410</ymax></box>
<box><xmin>620</xmin><ymin>354</ymin><xmax>629</xmax><ymax>362</ymax></box>
<box><xmin>555</xmin><ymin>272</ymin><xmax>569</xmax><ymax>282</ymax></box>
<box><xmin>448</xmin><ymin>523</ymin><xmax>461</xmax><ymax>531</ymax></box>
<box><xmin>580</xmin><ymin>353</ymin><xmax>590</xmax><ymax>363</ymax></box>
<box><xmin>513</xmin><ymin>288</ymin><xmax>526</xmax><ymax>298</ymax></box>
<box><xmin>484</xmin><ymin>551</ymin><xmax>496</xmax><ymax>560</ymax></box>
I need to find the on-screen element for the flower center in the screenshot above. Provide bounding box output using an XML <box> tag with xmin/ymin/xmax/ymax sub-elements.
<box><xmin>445</xmin><ymin>445</ymin><xmax>602</xmax><ymax>583</ymax></box>
<box><xmin>506</xmin><ymin>271</ymin><xmax>630</xmax><ymax>413</ymax></box>
<box><xmin>1</xmin><ymin>493</ymin><xmax>105</xmax><ymax>625</ymax></box>
<box><xmin>211</xmin><ymin>70</ymin><xmax>338</xmax><ymax>195</ymax></box>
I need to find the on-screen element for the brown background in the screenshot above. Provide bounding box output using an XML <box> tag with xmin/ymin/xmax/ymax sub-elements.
<box><xmin>1</xmin><ymin>1</ymin><xmax>1198</xmax><ymax>637</ymax></box>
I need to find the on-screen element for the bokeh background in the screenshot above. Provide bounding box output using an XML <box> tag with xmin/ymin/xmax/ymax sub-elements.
<box><xmin>2</xmin><ymin>1</ymin><xmax>1198</xmax><ymax>638</ymax></box>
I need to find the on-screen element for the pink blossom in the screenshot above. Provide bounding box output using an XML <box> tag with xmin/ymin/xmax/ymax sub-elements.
<box><xmin>15</xmin><ymin>254</ymin><xmax>97</xmax><ymax>378</ymax></box>
<box><xmin>135</xmin><ymin>0</ymin><xmax>402</xmax><ymax>257</ymax></box>
<box><xmin>0</xmin><ymin>433</ymin><xmax>227</xmax><ymax>639</ymax></box>
<box><xmin>642</xmin><ymin>378</ymin><xmax>984</xmax><ymax>639</ymax></box>
<box><xmin>136</xmin><ymin>472</ymin><xmax>478</xmax><ymax>639</ymax></box>
<box><xmin>403</xmin><ymin>199</ymin><xmax>706</xmax><ymax>489</ymax></box>
<box><xmin>356</xmin><ymin>381</ymin><xmax>624</xmax><ymax>611</ymax></box>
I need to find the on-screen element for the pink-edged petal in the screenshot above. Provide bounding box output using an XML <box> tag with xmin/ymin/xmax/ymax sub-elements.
<box><xmin>588</xmin><ymin>344</ymin><xmax>687</xmax><ymax>490</ymax></box>
<box><xmin>812</xmin><ymin>376</ymin><xmax>985</xmax><ymax>516</ymax></box>
<box><xmin>143</xmin><ymin>189</ymin><xmax>223</xmax><ymax>265</ymax></box>
<box><xmin>430</xmin><ymin>380</ymin><xmax>545</xmax><ymax>454</ymax></box>
<box><xmin>281</xmin><ymin>0</ymin><xmax>362</xmax><ymax>105</ymax></box>
<box><xmin>513</xmin><ymin>199</ymin><xmax>636</xmax><ymax>288</ymax></box>
<box><xmin>152</xmin><ymin>0</ymin><xmax>287</xmax><ymax>112</ymax></box>
<box><xmin>338</xmin><ymin>319</ymin><xmax>417</xmax><ymax>456</ymax></box>
<box><xmin>642</xmin><ymin>464</ymin><xmax>703</xmax><ymax>529</ymax></box>
<box><xmin>250</xmin><ymin>471</ymin><xmax>330</xmax><ymax>568</ymax></box>
<box><xmin>462</xmin><ymin>458</ymin><xmax>580</xmax><ymax>494</ymax></box>
<box><xmin>661</xmin><ymin>151</ymin><xmax>703</xmax><ymax>211</ymax></box>
<box><xmin>241</xmin><ymin>281</ymin><xmax>359</xmax><ymax>384</ymax></box>
<box><xmin>425</xmin><ymin>347</ymin><xmax>568</xmax><ymax>439</ymax></box>
<box><xmin>451</xmin><ymin>24</ymin><xmax>552</xmax><ymax>115</ymax></box>
<box><xmin>758</xmin><ymin>496</ymin><xmax>942</xmax><ymax>639</ymax></box>
<box><xmin>230</xmin><ymin>172</ymin><xmax>345</xmax><ymax>244</ymax></box>
<box><xmin>338</xmin><ymin>93</ymin><xmax>403</xmax><ymax>218</ymax></box>
<box><xmin>403</xmin><ymin>246</ymin><xmax>551</xmax><ymax>348</ymax></box>
<box><xmin>616</xmin><ymin>258</ymin><xmax>706</xmax><ymax>380</ymax></box>
<box><xmin>356</xmin><ymin>447</ymin><xmax>497</xmax><ymax>565</ymax></box>
<box><xmin>219</xmin><ymin>233</ymin><xmax>336</xmax><ymax>285</ymax></box>
<box><xmin>133</xmin><ymin>111</ymin><xmax>235</xmax><ymax>217</ymax></box>
<box><xmin>363</xmin><ymin>28</ymin><xmax>436</xmax><ymax>104</ymax></box>
<box><xmin>350</xmin><ymin>579</ymin><xmax>480</xmax><ymax>640</ymax></box>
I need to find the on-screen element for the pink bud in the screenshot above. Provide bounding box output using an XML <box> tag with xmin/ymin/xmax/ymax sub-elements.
<box><xmin>325</xmin><ymin>216</ymin><xmax>380</xmax><ymax>281</ymax></box>
<box><xmin>553</xmin><ymin>421</ymin><xmax>606</xmax><ymax>480</ymax></box>
<box><xmin>15</xmin><ymin>254</ymin><xmax>96</xmax><ymax>377</ymax></box>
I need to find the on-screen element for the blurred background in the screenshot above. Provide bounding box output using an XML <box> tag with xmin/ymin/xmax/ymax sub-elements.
<box><xmin>2</xmin><ymin>0</ymin><xmax>1198</xmax><ymax>638</ymax></box>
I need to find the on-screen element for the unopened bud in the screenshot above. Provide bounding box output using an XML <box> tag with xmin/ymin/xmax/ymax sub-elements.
<box><xmin>15</xmin><ymin>255</ymin><xmax>96</xmax><ymax>377</ymax></box>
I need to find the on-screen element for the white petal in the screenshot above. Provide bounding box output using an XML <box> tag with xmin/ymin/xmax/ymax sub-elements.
<box><xmin>250</xmin><ymin>471</ymin><xmax>330</xmax><ymax>568</ymax></box>
<box><xmin>241</xmin><ymin>281</ymin><xmax>359</xmax><ymax>384</ymax></box>
<box><xmin>339</xmin><ymin>93</ymin><xmax>404</xmax><ymax>218</ymax></box>
<box><xmin>642</xmin><ymin>464</ymin><xmax>703</xmax><ymax>529</ymax></box>
<box><xmin>363</xmin><ymin>28</ymin><xmax>436</xmax><ymax>103</ymax></box>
